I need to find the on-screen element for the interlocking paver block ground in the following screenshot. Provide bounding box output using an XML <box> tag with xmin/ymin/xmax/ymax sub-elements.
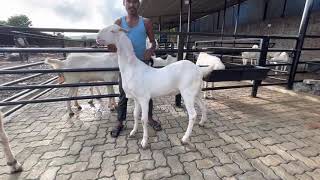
<box><xmin>1</xmin><ymin>85</ymin><xmax>320</xmax><ymax>179</ymax></box>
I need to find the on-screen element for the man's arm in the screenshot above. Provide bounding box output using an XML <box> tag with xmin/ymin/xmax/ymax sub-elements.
<box><xmin>144</xmin><ymin>18</ymin><xmax>156</xmax><ymax>60</ymax></box>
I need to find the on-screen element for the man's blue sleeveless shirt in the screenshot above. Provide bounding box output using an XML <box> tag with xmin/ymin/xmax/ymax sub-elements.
<box><xmin>120</xmin><ymin>16</ymin><xmax>147</xmax><ymax>60</ymax></box>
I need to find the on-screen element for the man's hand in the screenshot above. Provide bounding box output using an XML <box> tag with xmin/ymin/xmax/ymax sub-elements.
<box><xmin>144</xmin><ymin>48</ymin><xmax>154</xmax><ymax>61</ymax></box>
<box><xmin>107</xmin><ymin>44</ymin><xmax>117</xmax><ymax>52</ymax></box>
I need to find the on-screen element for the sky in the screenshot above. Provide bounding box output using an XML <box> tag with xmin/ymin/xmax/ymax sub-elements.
<box><xmin>0</xmin><ymin>0</ymin><xmax>127</xmax><ymax>36</ymax></box>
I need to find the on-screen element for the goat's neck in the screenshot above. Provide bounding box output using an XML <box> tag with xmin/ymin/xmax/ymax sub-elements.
<box><xmin>115</xmin><ymin>32</ymin><xmax>137</xmax><ymax>77</ymax></box>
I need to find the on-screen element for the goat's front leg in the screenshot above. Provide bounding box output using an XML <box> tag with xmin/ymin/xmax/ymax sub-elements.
<box><xmin>130</xmin><ymin>99</ymin><xmax>141</xmax><ymax>137</ymax></box>
<box><xmin>0</xmin><ymin>114</ymin><xmax>22</xmax><ymax>173</ymax></box>
<box><xmin>140</xmin><ymin>99</ymin><xmax>149</xmax><ymax>149</ymax></box>
<box><xmin>242</xmin><ymin>58</ymin><xmax>248</xmax><ymax>65</ymax></box>
<box><xmin>67</xmin><ymin>87</ymin><xmax>77</xmax><ymax>117</ymax></box>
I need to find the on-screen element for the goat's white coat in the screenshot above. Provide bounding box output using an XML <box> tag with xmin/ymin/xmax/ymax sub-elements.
<box><xmin>269</xmin><ymin>52</ymin><xmax>291</xmax><ymax>74</ymax></box>
<box><xmin>45</xmin><ymin>53</ymin><xmax>119</xmax><ymax>116</ymax></box>
<box><xmin>97</xmin><ymin>25</ymin><xmax>214</xmax><ymax>148</ymax></box>
<box><xmin>242</xmin><ymin>45</ymin><xmax>260</xmax><ymax>65</ymax></box>
<box><xmin>0</xmin><ymin>112</ymin><xmax>23</xmax><ymax>173</ymax></box>
<box><xmin>196</xmin><ymin>52</ymin><xmax>225</xmax><ymax>98</ymax></box>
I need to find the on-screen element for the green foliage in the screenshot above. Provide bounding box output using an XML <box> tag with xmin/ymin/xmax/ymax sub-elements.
<box><xmin>6</xmin><ymin>15</ymin><xmax>32</xmax><ymax>27</ymax></box>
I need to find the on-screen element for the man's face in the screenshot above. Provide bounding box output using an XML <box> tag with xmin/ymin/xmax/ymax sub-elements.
<box><xmin>124</xmin><ymin>0</ymin><xmax>140</xmax><ymax>15</ymax></box>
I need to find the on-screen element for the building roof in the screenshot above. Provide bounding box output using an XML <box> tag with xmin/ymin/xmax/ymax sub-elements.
<box><xmin>139</xmin><ymin>0</ymin><xmax>246</xmax><ymax>28</ymax></box>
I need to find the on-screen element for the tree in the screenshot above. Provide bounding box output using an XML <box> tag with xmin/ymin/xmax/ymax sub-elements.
<box><xmin>0</xmin><ymin>20</ymin><xmax>6</xmax><ymax>25</ymax></box>
<box><xmin>6</xmin><ymin>15</ymin><xmax>32</xmax><ymax>27</ymax></box>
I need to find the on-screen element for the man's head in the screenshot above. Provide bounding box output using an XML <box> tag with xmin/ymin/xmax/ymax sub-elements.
<box><xmin>123</xmin><ymin>0</ymin><xmax>140</xmax><ymax>16</ymax></box>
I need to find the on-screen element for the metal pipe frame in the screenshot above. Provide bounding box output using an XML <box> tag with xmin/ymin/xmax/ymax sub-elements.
<box><xmin>288</xmin><ymin>0</ymin><xmax>314</xmax><ymax>89</ymax></box>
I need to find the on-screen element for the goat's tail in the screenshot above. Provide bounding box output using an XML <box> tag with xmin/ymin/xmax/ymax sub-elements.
<box><xmin>200</xmin><ymin>64</ymin><xmax>215</xmax><ymax>78</ymax></box>
<box><xmin>44</xmin><ymin>58</ymin><xmax>64</xmax><ymax>69</ymax></box>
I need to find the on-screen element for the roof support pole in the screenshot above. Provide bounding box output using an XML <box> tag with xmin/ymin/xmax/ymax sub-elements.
<box><xmin>175</xmin><ymin>0</ymin><xmax>184</xmax><ymax>107</ymax></box>
<box><xmin>234</xmin><ymin>0</ymin><xmax>241</xmax><ymax>35</ymax></box>
<box><xmin>186</xmin><ymin>0</ymin><xmax>192</xmax><ymax>59</ymax></box>
<box><xmin>221</xmin><ymin>0</ymin><xmax>227</xmax><ymax>39</ymax></box>
<box><xmin>263</xmin><ymin>0</ymin><xmax>269</xmax><ymax>21</ymax></box>
<box><xmin>288</xmin><ymin>0</ymin><xmax>314</xmax><ymax>89</ymax></box>
<box><xmin>281</xmin><ymin>0</ymin><xmax>287</xmax><ymax>18</ymax></box>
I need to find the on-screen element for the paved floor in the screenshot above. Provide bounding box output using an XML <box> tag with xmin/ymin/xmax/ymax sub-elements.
<box><xmin>1</xmin><ymin>85</ymin><xmax>320</xmax><ymax>180</ymax></box>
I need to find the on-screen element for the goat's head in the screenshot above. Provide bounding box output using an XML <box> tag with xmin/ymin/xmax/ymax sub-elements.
<box><xmin>96</xmin><ymin>24</ymin><xmax>128</xmax><ymax>46</ymax></box>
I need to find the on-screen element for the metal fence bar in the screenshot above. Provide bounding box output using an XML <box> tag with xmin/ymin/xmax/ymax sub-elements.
<box><xmin>1</xmin><ymin>77</ymin><xmax>58</xmax><ymax>102</ymax></box>
<box><xmin>202</xmin><ymin>82</ymin><xmax>288</xmax><ymax>91</ymax></box>
<box><xmin>0</xmin><ymin>68</ymin><xmax>119</xmax><ymax>74</ymax></box>
<box><xmin>3</xmin><ymin>88</ymin><xmax>54</xmax><ymax>117</ymax></box>
<box><xmin>0</xmin><ymin>94</ymin><xmax>119</xmax><ymax>106</ymax></box>
<box><xmin>0</xmin><ymin>47</ymin><xmax>296</xmax><ymax>54</ymax></box>
<box><xmin>1</xmin><ymin>73</ymin><xmax>44</xmax><ymax>86</ymax></box>
<box><xmin>0</xmin><ymin>82</ymin><xmax>119</xmax><ymax>91</ymax></box>
<box><xmin>0</xmin><ymin>26</ymin><xmax>300</xmax><ymax>39</ymax></box>
<box><xmin>2</xmin><ymin>62</ymin><xmax>44</xmax><ymax>70</ymax></box>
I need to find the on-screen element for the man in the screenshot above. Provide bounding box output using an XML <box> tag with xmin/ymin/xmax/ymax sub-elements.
<box><xmin>109</xmin><ymin>0</ymin><xmax>162</xmax><ymax>137</ymax></box>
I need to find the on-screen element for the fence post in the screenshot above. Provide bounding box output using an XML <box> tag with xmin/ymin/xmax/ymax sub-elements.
<box><xmin>251</xmin><ymin>37</ymin><xmax>269</xmax><ymax>97</ymax></box>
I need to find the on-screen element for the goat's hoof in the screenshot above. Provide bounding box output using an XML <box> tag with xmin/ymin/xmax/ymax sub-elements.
<box><xmin>88</xmin><ymin>100</ymin><xmax>93</xmax><ymax>104</ymax></box>
<box><xmin>129</xmin><ymin>130</ymin><xmax>136</xmax><ymax>137</ymax></box>
<box><xmin>77</xmin><ymin>106</ymin><xmax>82</xmax><ymax>110</ymax></box>
<box><xmin>10</xmin><ymin>163</ymin><xmax>23</xmax><ymax>174</ymax></box>
<box><xmin>199</xmin><ymin>122</ymin><xmax>205</xmax><ymax>127</ymax></box>
<box><xmin>110</xmin><ymin>107</ymin><xmax>116</xmax><ymax>112</ymax></box>
<box><xmin>69</xmin><ymin>112</ymin><xmax>75</xmax><ymax>117</ymax></box>
<box><xmin>181</xmin><ymin>137</ymin><xmax>189</xmax><ymax>144</ymax></box>
<box><xmin>140</xmin><ymin>140</ymin><xmax>148</xmax><ymax>149</ymax></box>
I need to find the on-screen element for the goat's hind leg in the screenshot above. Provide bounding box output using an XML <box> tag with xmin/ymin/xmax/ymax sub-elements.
<box><xmin>88</xmin><ymin>87</ymin><xmax>95</xmax><ymax>107</ymax></box>
<box><xmin>129</xmin><ymin>99</ymin><xmax>141</xmax><ymax>137</ymax></box>
<box><xmin>0</xmin><ymin>113</ymin><xmax>22</xmax><ymax>173</ymax></box>
<box><xmin>67</xmin><ymin>87</ymin><xmax>78</xmax><ymax>117</ymax></box>
<box><xmin>73</xmin><ymin>87</ymin><xmax>82</xmax><ymax>110</ymax></box>
<box><xmin>196</xmin><ymin>97</ymin><xmax>207</xmax><ymax>127</ymax></box>
<box><xmin>181</xmin><ymin>91</ymin><xmax>197</xmax><ymax>144</ymax></box>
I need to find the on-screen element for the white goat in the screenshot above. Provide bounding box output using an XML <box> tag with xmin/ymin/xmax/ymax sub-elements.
<box><xmin>0</xmin><ymin>112</ymin><xmax>23</xmax><ymax>173</ymax></box>
<box><xmin>96</xmin><ymin>24</ymin><xmax>213</xmax><ymax>148</ymax></box>
<box><xmin>242</xmin><ymin>45</ymin><xmax>260</xmax><ymax>65</ymax></box>
<box><xmin>196</xmin><ymin>52</ymin><xmax>225</xmax><ymax>99</ymax></box>
<box><xmin>269</xmin><ymin>52</ymin><xmax>291</xmax><ymax>74</ymax></box>
<box><xmin>45</xmin><ymin>53</ymin><xmax>119</xmax><ymax>116</ymax></box>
